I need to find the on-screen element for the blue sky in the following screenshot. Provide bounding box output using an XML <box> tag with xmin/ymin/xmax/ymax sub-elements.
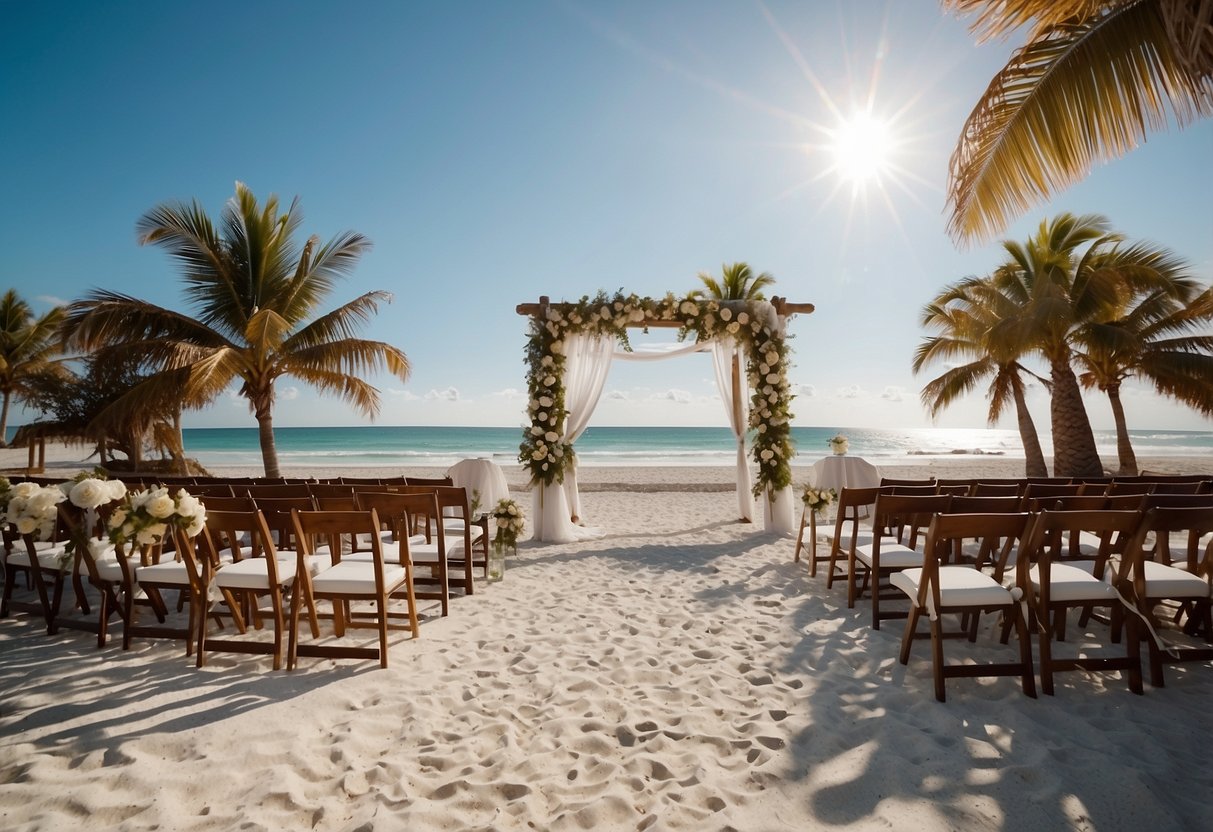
<box><xmin>3</xmin><ymin>1</ymin><xmax>1211</xmax><ymax>434</ymax></box>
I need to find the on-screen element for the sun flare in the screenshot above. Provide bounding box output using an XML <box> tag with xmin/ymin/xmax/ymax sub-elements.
<box><xmin>831</xmin><ymin>111</ymin><xmax>893</xmax><ymax>184</ymax></box>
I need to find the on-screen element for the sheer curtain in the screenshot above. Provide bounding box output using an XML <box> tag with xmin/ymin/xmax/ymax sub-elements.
<box><xmin>532</xmin><ymin>332</ymin><xmax>614</xmax><ymax>543</ymax></box>
<box><xmin>710</xmin><ymin>338</ymin><xmax>754</xmax><ymax>522</ymax></box>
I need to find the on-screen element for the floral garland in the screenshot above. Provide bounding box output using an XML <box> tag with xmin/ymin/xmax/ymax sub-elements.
<box><xmin>519</xmin><ymin>291</ymin><xmax>796</xmax><ymax>498</ymax></box>
<box><xmin>490</xmin><ymin>497</ymin><xmax>526</xmax><ymax>555</ymax></box>
<box><xmin>107</xmin><ymin>486</ymin><xmax>207</xmax><ymax>549</ymax></box>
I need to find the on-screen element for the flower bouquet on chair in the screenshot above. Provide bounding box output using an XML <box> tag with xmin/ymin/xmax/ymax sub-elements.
<box><xmin>488</xmin><ymin>498</ymin><xmax>525</xmax><ymax>582</ymax></box>
<box><xmin>801</xmin><ymin>485</ymin><xmax>837</xmax><ymax>516</ymax></box>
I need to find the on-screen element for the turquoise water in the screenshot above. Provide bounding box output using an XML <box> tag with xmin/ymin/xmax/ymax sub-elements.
<box><xmin>170</xmin><ymin>425</ymin><xmax>1213</xmax><ymax>470</ymax></box>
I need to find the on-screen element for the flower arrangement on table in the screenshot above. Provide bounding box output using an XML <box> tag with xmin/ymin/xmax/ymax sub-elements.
<box><xmin>518</xmin><ymin>291</ymin><xmax>798</xmax><ymax>500</ymax></box>
<box><xmin>801</xmin><ymin>485</ymin><xmax>837</xmax><ymax>515</ymax></box>
<box><xmin>828</xmin><ymin>433</ymin><xmax>849</xmax><ymax>455</ymax></box>
<box><xmin>106</xmin><ymin>485</ymin><xmax>207</xmax><ymax>553</ymax></box>
<box><xmin>490</xmin><ymin>497</ymin><xmax>526</xmax><ymax>555</ymax></box>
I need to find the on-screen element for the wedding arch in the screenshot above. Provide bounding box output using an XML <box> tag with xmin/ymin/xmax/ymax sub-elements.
<box><xmin>515</xmin><ymin>291</ymin><xmax>813</xmax><ymax>542</ymax></box>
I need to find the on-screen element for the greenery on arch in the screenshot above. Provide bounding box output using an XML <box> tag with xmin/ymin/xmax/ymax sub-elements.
<box><xmin>519</xmin><ymin>291</ymin><xmax>797</xmax><ymax>499</ymax></box>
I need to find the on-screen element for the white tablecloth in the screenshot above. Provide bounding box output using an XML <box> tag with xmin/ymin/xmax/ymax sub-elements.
<box><xmin>811</xmin><ymin>454</ymin><xmax>881</xmax><ymax>494</ymax></box>
<box><xmin>448</xmin><ymin>458</ymin><xmax>511</xmax><ymax>513</ymax></box>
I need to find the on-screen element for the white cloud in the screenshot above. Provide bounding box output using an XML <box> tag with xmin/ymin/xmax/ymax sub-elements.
<box><xmin>280</xmin><ymin>386</ymin><xmax>300</xmax><ymax>401</ymax></box>
<box><xmin>661</xmin><ymin>388</ymin><xmax>693</xmax><ymax>404</ymax></box>
<box><xmin>881</xmin><ymin>385</ymin><xmax>905</xmax><ymax>402</ymax></box>
<box><xmin>425</xmin><ymin>387</ymin><xmax>460</xmax><ymax>401</ymax></box>
<box><xmin>605</xmin><ymin>389</ymin><xmax>630</xmax><ymax>400</ymax></box>
<box><xmin>35</xmin><ymin>295</ymin><xmax>69</xmax><ymax>307</ymax></box>
<box><xmin>387</xmin><ymin>388</ymin><xmax>421</xmax><ymax>400</ymax></box>
<box><xmin>791</xmin><ymin>383</ymin><xmax>817</xmax><ymax>398</ymax></box>
<box><xmin>488</xmin><ymin>387</ymin><xmax>523</xmax><ymax>399</ymax></box>
<box><xmin>836</xmin><ymin>385</ymin><xmax>865</xmax><ymax>399</ymax></box>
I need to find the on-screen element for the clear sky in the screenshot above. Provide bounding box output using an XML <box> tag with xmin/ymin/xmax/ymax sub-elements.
<box><xmin>3</xmin><ymin>1</ymin><xmax>1211</xmax><ymax>434</ymax></box>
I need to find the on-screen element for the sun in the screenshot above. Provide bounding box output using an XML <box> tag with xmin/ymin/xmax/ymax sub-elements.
<box><xmin>830</xmin><ymin>111</ymin><xmax>894</xmax><ymax>185</ymax></box>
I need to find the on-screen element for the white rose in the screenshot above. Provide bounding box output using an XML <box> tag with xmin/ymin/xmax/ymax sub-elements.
<box><xmin>542</xmin><ymin>463</ymin><xmax>549</xmax><ymax>471</ymax></box>
<box><xmin>759</xmin><ymin>363</ymin><xmax>770</xmax><ymax>374</ymax></box>
<box><xmin>539</xmin><ymin>396</ymin><xmax>553</xmax><ymax>408</ymax></box>
<box><xmin>29</xmin><ymin>489</ymin><xmax>63</xmax><ymax>514</ymax></box>
<box><xmin>176</xmin><ymin>493</ymin><xmax>202</xmax><ymax>517</ymax></box>
<box><xmin>600</xmin><ymin>306</ymin><xmax>611</xmax><ymax>319</ymax></box>
<box><xmin>531</xmin><ymin>426</ymin><xmax>544</xmax><ymax>436</ymax></box>
<box><xmin>532</xmin><ymin>450</ymin><xmax>546</xmax><ymax>461</ymax></box>
<box><xmin>15</xmin><ymin>517</ymin><xmax>36</xmax><ymax>535</ymax></box>
<box><xmin>106</xmin><ymin>480</ymin><xmax>127</xmax><ymax>501</ymax></box>
<box><xmin>69</xmin><ymin>478</ymin><xmax>108</xmax><ymax>509</ymax></box>
<box><xmin>508</xmin><ymin>505</ymin><xmax>517</xmax><ymax>515</ymax></box>
<box><xmin>629</xmin><ymin>309</ymin><xmax>645</xmax><ymax>322</ymax></box>
<box><xmin>766</xmin><ymin>350</ymin><xmax>778</xmax><ymax>365</ymax></box>
<box><xmin>186</xmin><ymin>517</ymin><xmax>205</xmax><ymax>537</ymax></box>
<box><xmin>720</xmin><ymin>308</ymin><xmax>732</xmax><ymax>321</ymax></box>
<box><xmin>727</xmin><ymin>322</ymin><xmax>739</xmax><ymax>333</ymax></box>
<box><xmin>541</xmin><ymin>355</ymin><xmax>553</xmax><ymax>367</ymax></box>
<box><xmin>545</xmin><ymin>431</ymin><xmax>559</xmax><ymax>442</ymax></box>
<box><xmin>147</xmin><ymin>493</ymin><xmax>176</xmax><ymax>519</ymax></box>
<box><xmin>550</xmin><ymin>341</ymin><xmax>564</xmax><ymax>355</ymax></box>
<box><xmin>737</xmin><ymin>312</ymin><xmax>749</xmax><ymax>324</ymax></box>
<box><xmin>11</xmin><ymin>482</ymin><xmax>39</xmax><ymax>499</ymax></box>
<box><xmin>544</xmin><ymin>376</ymin><xmax>556</xmax><ymax>386</ymax></box>
<box><xmin>765</xmin><ymin>373</ymin><xmax>779</xmax><ymax>384</ymax></box>
<box><xmin>760</xmin><ymin>449</ymin><xmax>774</xmax><ymax>460</ymax></box>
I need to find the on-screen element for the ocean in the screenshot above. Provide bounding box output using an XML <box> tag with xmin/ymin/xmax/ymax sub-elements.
<box><xmin>169</xmin><ymin>425</ymin><xmax>1213</xmax><ymax>470</ymax></box>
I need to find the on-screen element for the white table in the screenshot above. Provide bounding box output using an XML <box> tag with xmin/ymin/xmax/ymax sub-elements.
<box><xmin>811</xmin><ymin>454</ymin><xmax>881</xmax><ymax>495</ymax></box>
<box><xmin>448</xmin><ymin>458</ymin><xmax>511</xmax><ymax>514</ymax></box>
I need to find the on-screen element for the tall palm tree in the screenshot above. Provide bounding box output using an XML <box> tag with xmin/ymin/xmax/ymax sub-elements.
<box><xmin>945</xmin><ymin>0</ymin><xmax>1213</xmax><ymax>244</ymax></box>
<box><xmin>692</xmin><ymin>262</ymin><xmax>776</xmax><ymax>301</ymax></box>
<box><xmin>0</xmin><ymin>290</ymin><xmax>67</xmax><ymax>447</ymax></box>
<box><xmin>991</xmin><ymin>212</ymin><xmax>1195</xmax><ymax>476</ymax></box>
<box><xmin>64</xmin><ymin>182</ymin><xmax>410</xmax><ymax>478</ymax></box>
<box><xmin>914</xmin><ymin>276</ymin><xmax>1050</xmax><ymax>476</ymax></box>
<box><xmin>1073</xmin><ymin>286</ymin><xmax>1213</xmax><ymax>474</ymax></box>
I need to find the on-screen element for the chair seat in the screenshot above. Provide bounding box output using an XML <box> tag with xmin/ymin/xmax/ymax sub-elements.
<box><xmin>213</xmin><ymin>555</ymin><xmax>298</xmax><ymax>590</ymax></box>
<box><xmin>1029</xmin><ymin>563</ymin><xmax>1116</xmax><ymax>602</ymax></box>
<box><xmin>6</xmin><ymin>547</ymin><xmax>68</xmax><ymax>570</ymax></box>
<box><xmin>826</xmin><ymin>528</ymin><xmax>875</xmax><ymax>549</ymax></box>
<box><xmin>93</xmin><ymin>557</ymin><xmax>126</xmax><ymax>582</ymax></box>
<box><xmin>892</xmin><ymin>567</ymin><xmax>1015</xmax><ymax>609</ymax></box>
<box><xmin>434</xmin><ymin>519</ymin><xmax>483</xmax><ymax>543</ymax></box>
<box><xmin>855</xmin><ymin>540</ymin><xmax>920</xmax><ymax>569</ymax></box>
<box><xmin>134</xmin><ymin>560</ymin><xmax>191</xmax><ymax>586</ymax></box>
<box><xmin>311</xmin><ymin>561</ymin><xmax>406</xmax><ymax>595</ymax></box>
<box><xmin>1134</xmin><ymin>560</ymin><xmax>1211</xmax><ymax>600</ymax></box>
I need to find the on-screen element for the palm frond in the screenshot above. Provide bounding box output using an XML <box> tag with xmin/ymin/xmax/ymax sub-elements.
<box><xmin>947</xmin><ymin>1</ymin><xmax>1213</xmax><ymax>243</ymax></box>
<box><xmin>284</xmin><ymin>339</ymin><xmax>410</xmax><ymax>382</ymax></box>
<box><xmin>64</xmin><ymin>291</ymin><xmax>230</xmax><ymax>352</ymax></box>
<box><xmin>286</xmin><ymin>366</ymin><xmax>383</xmax><ymax>419</ymax></box>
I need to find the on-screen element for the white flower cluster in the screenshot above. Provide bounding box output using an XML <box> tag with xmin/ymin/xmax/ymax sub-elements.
<box><xmin>801</xmin><ymin>485</ymin><xmax>838</xmax><ymax>514</ymax></box>
<box><xmin>828</xmin><ymin>434</ymin><xmax>849</xmax><ymax>454</ymax></box>
<box><xmin>107</xmin><ymin>486</ymin><xmax>207</xmax><ymax>548</ymax></box>
<box><xmin>4</xmin><ymin>482</ymin><xmax>66</xmax><ymax>540</ymax></box>
<box><xmin>490</xmin><ymin>497</ymin><xmax>525</xmax><ymax>554</ymax></box>
<box><xmin>63</xmin><ymin>476</ymin><xmax>127</xmax><ymax>510</ymax></box>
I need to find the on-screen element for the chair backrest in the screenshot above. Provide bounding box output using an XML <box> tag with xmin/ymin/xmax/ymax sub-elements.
<box><xmin>308</xmin><ymin>483</ymin><xmax>356</xmax><ymax>499</ymax></box>
<box><xmin>315</xmin><ymin>495</ymin><xmax>358</xmax><ymax>511</ymax></box>
<box><xmin>291</xmin><ymin>509</ymin><xmax>389</xmax><ymax>585</ymax></box>
<box><xmin>1022</xmin><ymin>482</ymin><xmax>1084</xmax><ymax>500</ymax></box>
<box><xmin>918</xmin><ymin>511</ymin><xmax>1032</xmax><ymax>608</ymax></box>
<box><xmin>1106</xmin><ymin>481</ymin><xmax>1156</xmax><ymax>496</ymax></box>
<box><xmin>249</xmin><ymin>496</ymin><xmax>317</xmax><ymax>550</ymax></box>
<box><xmin>872</xmin><ymin>493</ymin><xmax>953</xmax><ymax>549</ymax></box>
<box><xmin>190</xmin><ymin>483</ymin><xmax>236</xmax><ymax>498</ymax></box>
<box><xmin>405</xmin><ymin>476</ymin><xmax>454</xmax><ymax>487</ymax></box>
<box><xmin>1020</xmin><ymin>494</ymin><xmax>1106</xmax><ymax>513</ymax></box>
<box><xmin>1019</xmin><ymin>509</ymin><xmax>1142</xmax><ymax>578</ymax></box>
<box><xmin>198</xmin><ymin>495</ymin><xmax>255</xmax><ymax>513</ymax></box>
<box><xmin>948</xmin><ymin>495</ymin><xmax>1022</xmax><ymax>514</ymax></box>
<box><xmin>934</xmin><ymin>484</ymin><xmax>974</xmax><ymax>496</ymax></box>
<box><xmin>883</xmin><ymin>484</ymin><xmax>938</xmax><ymax>496</ymax></box>
<box><xmin>971</xmin><ymin>481</ymin><xmax>1022</xmax><ymax>497</ymax></box>
<box><xmin>880</xmin><ymin>477</ymin><xmax>934</xmax><ymax>487</ymax></box>
<box><xmin>242</xmin><ymin>483</ymin><xmax>313</xmax><ymax>499</ymax></box>
<box><xmin>1140</xmin><ymin>492</ymin><xmax>1213</xmax><ymax>510</ymax></box>
<box><xmin>337</xmin><ymin>477</ymin><xmax>385</xmax><ymax>485</ymax></box>
<box><xmin>356</xmin><ymin>491</ymin><xmax>443</xmax><ymax>564</ymax></box>
<box><xmin>197</xmin><ymin>508</ymin><xmax>279</xmax><ymax>572</ymax></box>
<box><xmin>1149</xmin><ymin>481</ymin><xmax>1204</xmax><ymax>495</ymax></box>
<box><xmin>1121</xmin><ymin>506</ymin><xmax>1213</xmax><ymax>576</ymax></box>
<box><xmin>934</xmin><ymin>478</ymin><xmax>977</xmax><ymax>494</ymax></box>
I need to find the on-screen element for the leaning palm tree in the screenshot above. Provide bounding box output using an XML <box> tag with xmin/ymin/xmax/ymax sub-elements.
<box><xmin>914</xmin><ymin>275</ymin><xmax>1050</xmax><ymax>476</ymax></box>
<box><xmin>691</xmin><ymin>262</ymin><xmax>776</xmax><ymax>301</ymax></box>
<box><xmin>991</xmin><ymin>212</ymin><xmax>1196</xmax><ymax>477</ymax></box>
<box><xmin>64</xmin><ymin>182</ymin><xmax>410</xmax><ymax>478</ymax></box>
<box><xmin>944</xmin><ymin>0</ymin><xmax>1213</xmax><ymax>244</ymax></box>
<box><xmin>1072</xmin><ymin>285</ymin><xmax>1213</xmax><ymax>475</ymax></box>
<box><xmin>0</xmin><ymin>289</ymin><xmax>67</xmax><ymax>447</ymax></box>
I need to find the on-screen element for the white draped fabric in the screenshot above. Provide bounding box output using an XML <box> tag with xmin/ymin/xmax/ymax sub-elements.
<box><xmin>560</xmin><ymin>333</ymin><xmax>616</xmax><ymax>524</ymax></box>
<box><xmin>710</xmin><ymin>338</ymin><xmax>754</xmax><ymax>522</ymax></box>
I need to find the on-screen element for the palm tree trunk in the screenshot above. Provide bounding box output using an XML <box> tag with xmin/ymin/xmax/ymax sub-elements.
<box><xmin>1012</xmin><ymin>381</ymin><xmax>1048</xmax><ymax>477</ymax></box>
<box><xmin>0</xmin><ymin>390</ymin><xmax>10</xmax><ymax>448</ymax></box>
<box><xmin>254</xmin><ymin>401</ymin><xmax>281</xmax><ymax>479</ymax></box>
<box><xmin>1105</xmin><ymin>384</ymin><xmax>1138</xmax><ymax>476</ymax></box>
<box><xmin>1049</xmin><ymin>357</ymin><xmax>1104</xmax><ymax>477</ymax></box>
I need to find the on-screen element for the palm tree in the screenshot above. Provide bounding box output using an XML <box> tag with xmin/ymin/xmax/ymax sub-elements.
<box><xmin>944</xmin><ymin>0</ymin><xmax>1213</xmax><ymax>244</ymax></box>
<box><xmin>991</xmin><ymin>213</ymin><xmax>1195</xmax><ymax>477</ymax></box>
<box><xmin>0</xmin><ymin>290</ymin><xmax>67</xmax><ymax>447</ymax></box>
<box><xmin>64</xmin><ymin>182</ymin><xmax>410</xmax><ymax>478</ymax></box>
<box><xmin>914</xmin><ymin>276</ymin><xmax>1050</xmax><ymax>477</ymax></box>
<box><xmin>692</xmin><ymin>262</ymin><xmax>776</xmax><ymax>301</ymax></box>
<box><xmin>1073</xmin><ymin>286</ymin><xmax>1213</xmax><ymax>474</ymax></box>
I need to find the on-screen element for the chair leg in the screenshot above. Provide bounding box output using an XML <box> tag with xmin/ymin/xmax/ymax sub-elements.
<box><xmin>846</xmin><ymin>553</ymin><xmax>858</xmax><ymax>609</ymax></box>
<box><xmin>1037</xmin><ymin>610</ymin><xmax>1055</xmax><ymax>696</ymax></box>
<box><xmin>899</xmin><ymin>604</ymin><xmax>920</xmax><ymax>665</ymax></box>
<box><xmin>1124</xmin><ymin>613</ymin><xmax>1143</xmax><ymax>695</ymax></box>
<box><xmin>377</xmin><ymin>595</ymin><xmax>389</xmax><ymax>669</ymax></box>
<box><xmin>270</xmin><ymin>585</ymin><xmax>286</xmax><ymax>671</ymax></box>
<box><xmin>930</xmin><ymin>616</ymin><xmax>946</xmax><ymax>702</ymax></box>
<box><xmin>793</xmin><ymin>509</ymin><xmax>806</xmax><ymax>564</ymax></box>
<box><xmin>1014</xmin><ymin>605</ymin><xmax>1037</xmax><ymax>698</ymax></box>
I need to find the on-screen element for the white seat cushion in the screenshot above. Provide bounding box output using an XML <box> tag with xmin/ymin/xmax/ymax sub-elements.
<box><xmin>1134</xmin><ymin>561</ymin><xmax>1211</xmax><ymax>600</ymax></box>
<box><xmin>892</xmin><ymin>566</ymin><xmax>1014</xmax><ymax>609</ymax></box>
<box><xmin>134</xmin><ymin>560</ymin><xmax>191</xmax><ymax>586</ymax></box>
<box><xmin>92</xmin><ymin>557</ymin><xmax>126</xmax><ymax>582</ymax></box>
<box><xmin>855</xmin><ymin>540</ymin><xmax>920</xmax><ymax>569</ymax></box>
<box><xmin>1030</xmin><ymin>563</ymin><xmax>1116</xmax><ymax>602</ymax></box>
<box><xmin>7</xmin><ymin>547</ymin><xmax>68</xmax><ymax>570</ymax></box>
<box><xmin>826</xmin><ymin>528</ymin><xmax>876</xmax><ymax>550</ymax></box>
<box><xmin>311</xmin><ymin>561</ymin><xmax>406</xmax><ymax>595</ymax></box>
<box><xmin>213</xmin><ymin>556</ymin><xmax>297</xmax><ymax>590</ymax></box>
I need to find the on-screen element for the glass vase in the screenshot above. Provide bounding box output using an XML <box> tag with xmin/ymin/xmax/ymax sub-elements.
<box><xmin>488</xmin><ymin>545</ymin><xmax>505</xmax><ymax>582</ymax></box>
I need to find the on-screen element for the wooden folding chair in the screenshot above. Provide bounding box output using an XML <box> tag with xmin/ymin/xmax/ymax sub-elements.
<box><xmin>357</xmin><ymin>490</ymin><xmax>450</xmax><ymax>617</ymax></box>
<box><xmin>289</xmin><ymin>509</ymin><xmax>419</xmax><ymax>669</ymax></box>
<box><xmin>892</xmin><ymin>511</ymin><xmax>1036</xmax><ymax>702</ymax></box>
<box><xmin>850</xmin><ymin>493</ymin><xmax>952</xmax><ymax>629</ymax></box>
<box><xmin>1018</xmin><ymin>509</ymin><xmax>1144</xmax><ymax>695</ymax></box>
<box><xmin>1116</xmin><ymin>507</ymin><xmax>1213</xmax><ymax>687</ymax></box>
<box><xmin>813</xmin><ymin>486</ymin><xmax>878</xmax><ymax>586</ymax></box>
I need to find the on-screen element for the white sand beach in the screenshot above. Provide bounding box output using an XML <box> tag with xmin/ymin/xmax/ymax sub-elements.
<box><xmin>3</xmin><ymin>445</ymin><xmax>1213</xmax><ymax>830</ymax></box>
